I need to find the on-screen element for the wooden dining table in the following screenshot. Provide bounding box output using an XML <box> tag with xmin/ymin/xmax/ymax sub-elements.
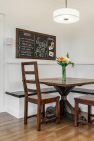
<box><xmin>40</xmin><ymin>77</ymin><xmax>94</xmax><ymax>119</ymax></box>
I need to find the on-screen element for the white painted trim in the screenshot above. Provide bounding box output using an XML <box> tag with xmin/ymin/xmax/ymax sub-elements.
<box><xmin>5</xmin><ymin>59</ymin><xmax>57</xmax><ymax>65</ymax></box>
<box><xmin>5</xmin><ymin>60</ymin><xmax>94</xmax><ymax>65</ymax></box>
<box><xmin>74</xmin><ymin>62</ymin><xmax>94</xmax><ymax>65</ymax></box>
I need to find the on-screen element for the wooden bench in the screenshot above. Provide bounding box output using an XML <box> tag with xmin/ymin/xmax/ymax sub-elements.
<box><xmin>5</xmin><ymin>87</ymin><xmax>58</xmax><ymax>119</ymax></box>
<box><xmin>5</xmin><ymin>88</ymin><xmax>57</xmax><ymax>98</ymax></box>
<box><xmin>6</xmin><ymin>87</ymin><xmax>94</xmax><ymax>98</ymax></box>
<box><xmin>5</xmin><ymin>87</ymin><xmax>94</xmax><ymax>118</ymax></box>
<box><xmin>72</xmin><ymin>88</ymin><xmax>94</xmax><ymax>95</ymax></box>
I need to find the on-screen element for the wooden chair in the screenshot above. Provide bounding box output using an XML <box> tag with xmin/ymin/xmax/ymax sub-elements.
<box><xmin>21</xmin><ymin>61</ymin><xmax>60</xmax><ymax>131</ymax></box>
<box><xmin>74</xmin><ymin>95</ymin><xmax>94</xmax><ymax>127</ymax></box>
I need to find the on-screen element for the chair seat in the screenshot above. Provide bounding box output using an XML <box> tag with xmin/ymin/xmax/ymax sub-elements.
<box><xmin>75</xmin><ymin>95</ymin><xmax>94</xmax><ymax>101</ymax></box>
<box><xmin>28</xmin><ymin>93</ymin><xmax>59</xmax><ymax>104</ymax></box>
<box><xmin>75</xmin><ymin>95</ymin><xmax>94</xmax><ymax>105</ymax></box>
<box><xmin>74</xmin><ymin>95</ymin><xmax>94</xmax><ymax>127</ymax></box>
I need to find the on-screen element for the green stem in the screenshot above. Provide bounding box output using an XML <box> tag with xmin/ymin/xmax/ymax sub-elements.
<box><xmin>62</xmin><ymin>66</ymin><xmax>66</xmax><ymax>81</ymax></box>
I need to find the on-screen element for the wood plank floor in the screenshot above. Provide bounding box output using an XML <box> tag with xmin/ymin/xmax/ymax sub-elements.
<box><xmin>0</xmin><ymin>113</ymin><xmax>94</xmax><ymax>141</ymax></box>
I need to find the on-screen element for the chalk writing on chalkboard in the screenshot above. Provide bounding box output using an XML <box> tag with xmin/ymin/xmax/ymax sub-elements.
<box><xmin>16</xmin><ymin>28</ymin><xmax>56</xmax><ymax>60</ymax></box>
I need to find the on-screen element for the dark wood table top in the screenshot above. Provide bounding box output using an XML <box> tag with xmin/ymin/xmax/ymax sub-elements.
<box><xmin>40</xmin><ymin>77</ymin><xmax>94</xmax><ymax>87</ymax></box>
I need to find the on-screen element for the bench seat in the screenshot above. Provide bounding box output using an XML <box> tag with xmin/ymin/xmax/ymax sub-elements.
<box><xmin>5</xmin><ymin>88</ymin><xmax>57</xmax><ymax>98</ymax></box>
<box><xmin>5</xmin><ymin>87</ymin><xmax>94</xmax><ymax>118</ymax></box>
<box><xmin>6</xmin><ymin>87</ymin><xmax>94</xmax><ymax>98</ymax></box>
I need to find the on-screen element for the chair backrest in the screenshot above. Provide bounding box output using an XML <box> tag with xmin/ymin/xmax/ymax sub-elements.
<box><xmin>21</xmin><ymin>61</ymin><xmax>41</xmax><ymax>102</ymax></box>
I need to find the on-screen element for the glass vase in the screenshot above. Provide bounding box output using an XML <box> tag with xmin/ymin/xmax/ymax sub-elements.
<box><xmin>62</xmin><ymin>66</ymin><xmax>66</xmax><ymax>81</ymax></box>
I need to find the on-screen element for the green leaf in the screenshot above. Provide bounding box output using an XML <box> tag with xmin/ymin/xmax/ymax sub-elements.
<box><xmin>66</xmin><ymin>52</ymin><xmax>69</xmax><ymax>58</ymax></box>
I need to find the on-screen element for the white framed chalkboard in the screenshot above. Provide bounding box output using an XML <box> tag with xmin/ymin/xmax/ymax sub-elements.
<box><xmin>16</xmin><ymin>28</ymin><xmax>56</xmax><ymax>60</ymax></box>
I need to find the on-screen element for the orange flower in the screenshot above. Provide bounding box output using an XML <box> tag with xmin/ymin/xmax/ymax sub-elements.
<box><xmin>56</xmin><ymin>57</ymin><xmax>64</xmax><ymax>62</ymax></box>
<box><xmin>60</xmin><ymin>57</ymin><xmax>65</xmax><ymax>61</ymax></box>
<box><xmin>56</xmin><ymin>54</ymin><xmax>74</xmax><ymax>67</ymax></box>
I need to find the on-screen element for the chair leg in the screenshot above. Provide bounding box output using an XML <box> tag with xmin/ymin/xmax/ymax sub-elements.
<box><xmin>37</xmin><ymin>104</ymin><xmax>41</xmax><ymax>131</ymax></box>
<box><xmin>24</xmin><ymin>97</ymin><xmax>28</xmax><ymax>124</ymax></box>
<box><xmin>56</xmin><ymin>98</ymin><xmax>60</xmax><ymax>123</ymax></box>
<box><xmin>74</xmin><ymin>100</ymin><xmax>79</xmax><ymax>127</ymax></box>
<box><xmin>88</xmin><ymin>105</ymin><xmax>91</xmax><ymax>123</ymax></box>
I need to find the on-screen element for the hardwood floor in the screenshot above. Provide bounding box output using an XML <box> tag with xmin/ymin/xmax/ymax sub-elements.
<box><xmin>0</xmin><ymin>113</ymin><xmax>94</xmax><ymax>141</ymax></box>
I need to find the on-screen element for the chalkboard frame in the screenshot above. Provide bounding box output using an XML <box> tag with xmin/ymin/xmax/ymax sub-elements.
<box><xmin>16</xmin><ymin>28</ymin><xmax>56</xmax><ymax>60</ymax></box>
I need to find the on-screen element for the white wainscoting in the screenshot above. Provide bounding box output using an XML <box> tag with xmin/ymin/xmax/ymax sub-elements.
<box><xmin>4</xmin><ymin>62</ymin><xmax>94</xmax><ymax>118</ymax></box>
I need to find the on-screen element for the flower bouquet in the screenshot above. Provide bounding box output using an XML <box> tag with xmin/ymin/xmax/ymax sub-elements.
<box><xmin>56</xmin><ymin>53</ymin><xmax>74</xmax><ymax>81</ymax></box>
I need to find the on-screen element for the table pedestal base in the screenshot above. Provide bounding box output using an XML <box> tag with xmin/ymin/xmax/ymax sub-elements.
<box><xmin>54</xmin><ymin>86</ymin><xmax>74</xmax><ymax>119</ymax></box>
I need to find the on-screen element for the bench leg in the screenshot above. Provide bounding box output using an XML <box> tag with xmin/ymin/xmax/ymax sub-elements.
<box><xmin>74</xmin><ymin>100</ymin><xmax>79</xmax><ymax>127</ymax></box>
<box><xmin>41</xmin><ymin>104</ymin><xmax>45</xmax><ymax>122</ymax></box>
<box><xmin>88</xmin><ymin>105</ymin><xmax>91</xmax><ymax>123</ymax></box>
<box><xmin>42</xmin><ymin>104</ymin><xmax>45</xmax><ymax>118</ymax></box>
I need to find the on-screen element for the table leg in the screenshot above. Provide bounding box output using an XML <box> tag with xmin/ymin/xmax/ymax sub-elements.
<box><xmin>54</xmin><ymin>86</ymin><xmax>74</xmax><ymax>118</ymax></box>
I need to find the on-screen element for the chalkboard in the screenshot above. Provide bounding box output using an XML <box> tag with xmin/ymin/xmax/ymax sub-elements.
<box><xmin>16</xmin><ymin>28</ymin><xmax>56</xmax><ymax>60</ymax></box>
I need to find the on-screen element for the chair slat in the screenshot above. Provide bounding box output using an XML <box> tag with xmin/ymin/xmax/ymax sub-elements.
<box><xmin>22</xmin><ymin>62</ymin><xmax>37</xmax><ymax>65</ymax></box>
<box><xmin>26</xmin><ymin>80</ymin><xmax>36</xmax><ymax>84</ymax></box>
<box><xmin>25</xmin><ymin>71</ymin><xmax>35</xmax><ymax>74</ymax></box>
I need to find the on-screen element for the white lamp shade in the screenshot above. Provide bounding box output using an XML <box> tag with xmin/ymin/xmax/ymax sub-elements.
<box><xmin>53</xmin><ymin>8</ymin><xmax>80</xmax><ymax>24</ymax></box>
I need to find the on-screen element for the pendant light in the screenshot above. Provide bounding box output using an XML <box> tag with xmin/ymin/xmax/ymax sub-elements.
<box><xmin>53</xmin><ymin>0</ymin><xmax>80</xmax><ymax>24</ymax></box>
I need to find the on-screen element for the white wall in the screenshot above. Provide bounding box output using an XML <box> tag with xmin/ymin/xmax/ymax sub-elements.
<box><xmin>0</xmin><ymin>0</ymin><xmax>94</xmax><ymax>116</ymax></box>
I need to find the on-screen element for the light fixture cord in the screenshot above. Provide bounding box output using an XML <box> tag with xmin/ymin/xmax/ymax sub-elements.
<box><xmin>65</xmin><ymin>0</ymin><xmax>67</xmax><ymax>8</ymax></box>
